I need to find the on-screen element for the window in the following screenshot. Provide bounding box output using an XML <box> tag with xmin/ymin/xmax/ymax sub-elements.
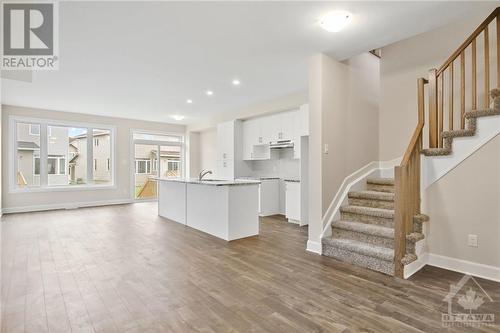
<box><xmin>29</xmin><ymin>124</ymin><xmax>40</xmax><ymax>135</ymax></box>
<box><xmin>92</xmin><ymin>129</ymin><xmax>112</xmax><ymax>185</ymax></box>
<box><xmin>17</xmin><ymin>122</ymin><xmax>40</xmax><ymax>187</ymax></box>
<box><xmin>11</xmin><ymin>117</ymin><xmax>115</xmax><ymax>191</ymax></box>
<box><xmin>168</xmin><ymin>160</ymin><xmax>179</xmax><ymax>171</ymax></box>
<box><xmin>48</xmin><ymin>126</ymin><xmax>87</xmax><ymax>186</ymax></box>
<box><xmin>47</xmin><ymin>156</ymin><xmax>65</xmax><ymax>175</ymax></box>
<box><xmin>135</xmin><ymin>159</ymin><xmax>151</xmax><ymax>174</ymax></box>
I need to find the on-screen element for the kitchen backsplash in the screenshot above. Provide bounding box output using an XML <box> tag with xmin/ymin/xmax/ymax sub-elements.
<box><xmin>244</xmin><ymin>148</ymin><xmax>300</xmax><ymax>179</ymax></box>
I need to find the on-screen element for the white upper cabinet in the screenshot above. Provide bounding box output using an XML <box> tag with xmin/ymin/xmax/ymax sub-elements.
<box><xmin>263</xmin><ymin>111</ymin><xmax>295</xmax><ymax>142</ymax></box>
<box><xmin>241</xmin><ymin>104</ymin><xmax>309</xmax><ymax>161</ymax></box>
<box><xmin>217</xmin><ymin>121</ymin><xmax>234</xmax><ymax>161</ymax></box>
<box><xmin>298</xmin><ymin>104</ymin><xmax>309</xmax><ymax>136</ymax></box>
<box><xmin>279</xmin><ymin>111</ymin><xmax>295</xmax><ymax>141</ymax></box>
<box><xmin>216</xmin><ymin>121</ymin><xmax>236</xmax><ymax>179</ymax></box>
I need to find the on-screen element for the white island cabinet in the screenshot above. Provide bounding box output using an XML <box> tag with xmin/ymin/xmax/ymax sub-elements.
<box><xmin>157</xmin><ymin>178</ymin><xmax>260</xmax><ymax>241</ymax></box>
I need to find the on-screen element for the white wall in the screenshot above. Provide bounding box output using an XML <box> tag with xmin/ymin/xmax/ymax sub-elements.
<box><xmin>198</xmin><ymin>127</ymin><xmax>217</xmax><ymax>175</ymax></box>
<box><xmin>308</xmin><ymin>52</ymin><xmax>380</xmax><ymax>247</ymax></box>
<box><xmin>2</xmin><ymin>105</ymin><xmax>185</xmax><ymax>212</ymax></box>
<box><xmin>244</xmin><ymin>149</ymin><xmax>300</xmax><ymax>179</ymax></box>
<box><xmin>423</xmin><ymin>135</ymin><xmax>500</xmax><ymax>268</ymax></box>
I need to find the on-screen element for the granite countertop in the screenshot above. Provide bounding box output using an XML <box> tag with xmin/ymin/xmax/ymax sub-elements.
<box><xmin>238</xmin><ymin>176</ymin><xmax>280</xmax><ymax>180</ymax></box>
<box><xmin>284</xmin><ymin>179</ymin><xmax>300</xmax><ymax>183</ymax></box>
<box><xmin>155</xmin><ymin>178</ymin><xmax>261</xmax><ymax>186</ymax></box>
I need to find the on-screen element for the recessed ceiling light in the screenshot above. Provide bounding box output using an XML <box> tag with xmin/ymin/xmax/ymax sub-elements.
<box><xmin>232</xmin><ymin>79</ymin><xmax>240</xmax><ymax>86</ymax></box>
<box><xmin>171</xmin><ymin>115</ymin><xmax>185</xmax><ymax>121</ymax></box>
<box><xmin>186</xmin><ymin>99</ymin><xmax>193</xmax><ymax>104</ymax></box>
<box><xmin>319</xmin><ymin>10</ymin><xmax>352</xmax><ymax>32</ymax></box>
<box><xmin>206</xmin><ymin>90</ymin><xmax>214</xmax><ymax>96</ymax></box>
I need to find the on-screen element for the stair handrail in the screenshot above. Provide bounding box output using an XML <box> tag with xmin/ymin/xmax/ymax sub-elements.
<box><xmin>436</xmin><ymin>7</ymin><xmax>499</xmax><ymax>77</ymax></box>
<box><xmin>428</xmin><ymin>7</ymin><xmax>500</xmax><ymax>148</ymax></box>
<box><xmin>393</xmin><ymin>78</ymin><xmax>426</xmax><ymax>278</ymax></box>
<box><xmin>393</xmin><ymin>7</ymin><xmax>500</xmax><ymax>278</ymax></box>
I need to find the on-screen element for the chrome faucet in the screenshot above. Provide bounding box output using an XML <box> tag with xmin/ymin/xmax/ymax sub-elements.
<box><xmin>198</xmin><ymin>169</ymin><xmax>213</xmax><ymax>181</ymax></box>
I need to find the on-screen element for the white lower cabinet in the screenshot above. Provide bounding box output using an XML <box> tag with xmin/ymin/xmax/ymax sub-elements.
<box><xmin>259</xmin><ymin>179</ymin><xmax>280</xmax><ymax>216</ymax></box>
<box><xmin>285</xmin><ymin>181</ymin><xmax>301</xmax><ymax>223</ymax></box>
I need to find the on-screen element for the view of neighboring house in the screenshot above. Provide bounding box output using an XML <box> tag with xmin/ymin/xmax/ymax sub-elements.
<box><xmin>69</xmin><ymin>129</ymin><xmax>112</xmax><ymax>184</ymax></box>
<box><xmin>134</xmin><ymin>144</ymin><xmax>181</xmax><ymax>199</ymax></box>
<box><xmin>17</xmin><ymin>124</ymin><xmax>112</xmax><ymax>187</ymax></box>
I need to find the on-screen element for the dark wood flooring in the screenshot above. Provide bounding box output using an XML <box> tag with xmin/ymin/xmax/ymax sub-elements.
<box><xmin>1</xmin><ymin>202</ymin><xmax>499</xmax><ymax>332</ymax></box>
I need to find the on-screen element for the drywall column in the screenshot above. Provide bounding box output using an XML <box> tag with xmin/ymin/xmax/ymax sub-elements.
<box><xmin>186</xmin><ymin>131</ymin><xmax>201</xmax><ymax>178</ymax></box>
<box><xmin>308</xmin><ymin>53</ymin><xmax>380</xmax><ymax>252</ymax></box>
<box><xmin>307</xmin><ymin>54</ymin><xmax>324</xmax><ymax>252</ymax></box>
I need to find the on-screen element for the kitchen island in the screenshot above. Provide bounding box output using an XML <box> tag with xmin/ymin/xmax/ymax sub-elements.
<box><xmin>157</xmin><ymin>178</ymin><xmax>261</xmax><ymax>241</ymax></box>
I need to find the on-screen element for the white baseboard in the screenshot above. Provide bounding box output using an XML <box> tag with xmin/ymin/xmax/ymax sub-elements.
<box><xmin>306</xmin><ymin>240</ymin><xmax>322</xmax><ymax>255</ymax></box>
<box><xmin>427</xmin><ymin>253</ymin><xmax>500</xmax><ymax>283</ymax></box>
<box><xmin>404</xmin><ymin>253</ymin><xmax>428</xmax><ymax>279</ymax></box>
<box><xmin>404</xmin><ymin>252</ymin><xmax>500</xmax><ymax>282</ymax></box>
<box><xmin>2</xmin><ymin>199</ymin><xmax>135</xmax><ymax>214</ymax></box>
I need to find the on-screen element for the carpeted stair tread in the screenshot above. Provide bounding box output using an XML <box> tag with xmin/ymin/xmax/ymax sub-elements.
<box><xmin>348</xmin><ymin>190</ymin><xmax>394</xmax><ymax>202</ymax></box>
<box><xmin>406</xmin><ymin>232</ymin><xmax>425</xmax><ymax>242</ymax></box>
<box><xmin>414</xmin><ymin>214</ymin><xmax>430</xmax><ymax>223</ymax></box>
<box><xmin>332</xmin><ymin>220</ymin><xmax>424</xmax><ymax>244</ymax></box>
<box><xmin>421</xmin><ymin>148</ymin><xmax>452</xmax><ymax>156</ymax></box>
<box><xmin>441</xmin><ymin>129</ymin><xmax>475</xmax><ymax>139</ymax></box>
<box><xmin>332</xmin><ymin>220</ymin><xmax>394</xmax><ymax>239</ymax></box>
<box><xmin>322</xmin><ymin>238</ymin><xmax>394</xmax><ymax>262</ymax></box>
<box><xmin>401</xmin><ymin>254</ymin><xmax>418</xmax><ymax>266</ymax></box>
<box><xmin>340</xmin><ymin>205</ymin><xmax>394</xmax><ymax>219</ymax></box>
<box><xmin>366</xmin><ymin>178</ymin><xmax>394</xmax><ymax>186</ymax></box>
<box><xmin>464</xmin><ymin>108</ymin><xmax>500</xmax><ymax>118</ymax></box>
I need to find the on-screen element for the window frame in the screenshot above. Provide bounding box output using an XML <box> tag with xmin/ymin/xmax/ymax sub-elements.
<box><xmin>9</xmin><ymin>116</ymin><xmax>116</xmax><ymax>193</ymax></box>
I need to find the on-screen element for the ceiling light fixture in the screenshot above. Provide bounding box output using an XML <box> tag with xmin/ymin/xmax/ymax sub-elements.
<box><xmin>206</xmin><ymin>90</ymin><xmax>214</xmax><ymax>96</ymax></box>
<box><xmin>232</xmin><ymin>79</ymin><xmax>240</xmax><ymax>86</ymax></box>
<box><xmin>186</xmin><ymin>99</ymin><xmax>193</xmax><ymax>104</ymax></box>
<box><xmin>171</xmin><ymin>115</ymin><xmax>185</xmax><ymax>121</ymax></box>
<box><xmin>319</xmin><ymin>10</ymin><xmax>352</xmax><ymax>33</ymax></box>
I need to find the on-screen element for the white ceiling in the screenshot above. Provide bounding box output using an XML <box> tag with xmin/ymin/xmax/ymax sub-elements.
<box><xmin>1</xmin><ymin>1</ymin><xmax>495</xmax><ymax>124</ymax></box>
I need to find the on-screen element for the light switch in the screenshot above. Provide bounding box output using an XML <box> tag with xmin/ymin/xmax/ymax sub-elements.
<box><xmin>324</xmin><ymin>144</ymin><xmax>329</xmax><ymax>154</ymax></box>
<box><xmin>467</xmin><ymin>234</ymin><xmax>478</xmax><ymax>247</ymax></box>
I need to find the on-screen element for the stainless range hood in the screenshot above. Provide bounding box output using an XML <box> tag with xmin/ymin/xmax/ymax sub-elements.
<box><xmin>269</xmin><ymin>140</ymin><xmax>294</xmax><ymax>149</ymax></box>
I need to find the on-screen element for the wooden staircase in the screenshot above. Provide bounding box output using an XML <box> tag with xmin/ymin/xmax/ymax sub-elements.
<box><xmin>323</xmin><ymin>7</ymin><xmax>500</xmax><ymax>278</ymax></box>
<box><xmin>393</xmin><ymin>7</ymin><xmax>500</xmax><ymax>278</ymax></box>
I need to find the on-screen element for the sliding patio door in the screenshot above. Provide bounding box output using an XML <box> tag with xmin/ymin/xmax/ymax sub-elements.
<box><xmin>132</xmin><ymin>132</ymin><xmax>184</xmax><ymax>201</ymax></box>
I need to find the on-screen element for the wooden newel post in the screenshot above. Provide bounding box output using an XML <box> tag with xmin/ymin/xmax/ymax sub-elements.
<box><xmin>428</xmin><ymin>69</ymin><xmax>438</xmax><ymax>148</ymax></box>
<box><xmin>393</xmin><ymin>166</ymin><xmax>406</xmax><ymax>278</ymax></box>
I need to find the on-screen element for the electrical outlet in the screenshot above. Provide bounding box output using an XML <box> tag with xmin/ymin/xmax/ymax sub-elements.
<box><xmin>324</xmin><ymin>144</ymin><xmax>329</xmax><ymax>154</ymax></box>
<box><xmin>468</xmin><ymin>234</ymin><xmax>478</xmax><ymax>247</ymax></box>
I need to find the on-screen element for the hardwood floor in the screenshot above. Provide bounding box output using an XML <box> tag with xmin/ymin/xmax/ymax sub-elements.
<box><xmin>1</xmin><ymin>202</ymin><xmax>499</xmax><ymax>332</ymax></box>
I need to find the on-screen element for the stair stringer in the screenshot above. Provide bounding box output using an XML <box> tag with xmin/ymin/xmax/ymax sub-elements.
<box><xmin>422</xmin><ymin>115</ymin><xmax>500</xmax><ymax>189</ymax></box>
